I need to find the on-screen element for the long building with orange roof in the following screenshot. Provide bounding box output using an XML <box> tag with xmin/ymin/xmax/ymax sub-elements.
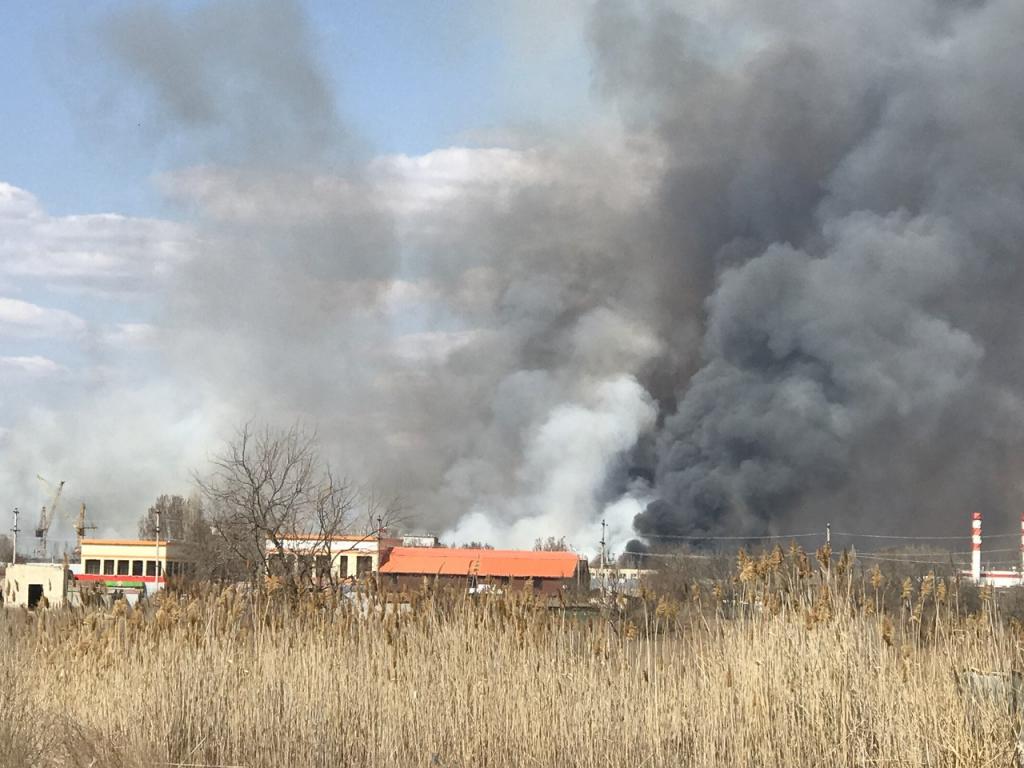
<box><xmin>378</xmin><ymin>547</ymin><xmax>590</xmax><ymax>595</ymax></box>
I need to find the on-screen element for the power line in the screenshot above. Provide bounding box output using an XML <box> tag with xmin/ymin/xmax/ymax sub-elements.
<box><xmin>634</xmin><ymin>530</ymin><xmax>1022</xmax><ymax>543</ymax></box>
<box><xmin>637</xmin><ymin>531</ymin><xmax>821</xmax><ymax>542</ymax></box>
<box><xmin>847</xmin><ymin>547</ymin><xmax>1021</xmax><ymax>558</ymax></box>
<box><xmin>831</xmin><ymin>531</ymin><xmax>1020</xmax><ymax>540</ymax></box>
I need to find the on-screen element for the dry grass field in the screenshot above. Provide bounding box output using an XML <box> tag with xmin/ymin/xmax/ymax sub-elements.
<box><xmin>1</xmin><ymin>548</ymin><xmax>1021</xmax><ymax>767</ymax></box>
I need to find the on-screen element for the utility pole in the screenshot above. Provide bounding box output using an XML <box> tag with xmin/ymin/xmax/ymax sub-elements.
<box><xmin>11</xmin><ymin>507</ymin><xmax>19</xmax><ymax>565</ymax></box>
<box><xmin>600</xmin><ymin>518</ymin><xmax>607</xmax><ymax>570</ymax></box>
<box><xmin>825</xmin><ymin>521</ymin><xmax>832</xmax><ymax>582</ymax></box>
<box><xmin>153</xmin><ymin>507</ymin><xmax>161</xmax><ymax>595</ymax></box>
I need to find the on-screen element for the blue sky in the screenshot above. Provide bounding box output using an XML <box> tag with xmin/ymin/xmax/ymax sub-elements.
<box><xmin>0</xmin><ymin>1</ymin><xmax>612</xmax><ymax>547</ymax></box>
<box><xmin>0</xmin><ymin>1</ymin><xmax>594</xmax><ymax>218</ymax></box>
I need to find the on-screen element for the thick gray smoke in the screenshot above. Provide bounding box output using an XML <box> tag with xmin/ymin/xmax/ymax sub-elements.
<box><xmin>601</xmin><ymin>0</ymin><xmax>1024</xmax><ymax>538</ymax></box>
<box><xmin>20</xmin><ymin>0</ymin><xmax>1023</xmax><ymax>550</ymax></box>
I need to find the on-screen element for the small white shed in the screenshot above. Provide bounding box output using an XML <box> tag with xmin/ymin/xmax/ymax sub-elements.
<box><xmin>3</xmin><ymin>563</ymin><xmax>70</xmax><ymax>608</ymax></box>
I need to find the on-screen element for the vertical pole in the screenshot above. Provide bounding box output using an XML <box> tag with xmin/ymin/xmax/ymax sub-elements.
<box><xmin>154</xmin><ymin>508</ymin><xmax>161</xmax><ymax>594</ymax></box>
<box><xmin>11</xmin><ymin>507</ymin><xmax>19</xmax><ymax>569</ymax></box>
<box><xmin>1019</xmin><ymin>510</ymin><xmax>1023</xmax><ymax>583</ymax></box>
<box><xmin>825</xmin><ymin>522</ymin><xmax>831</xmax><ymax>582</ymax></box>
<box><xmin>600</xmin><ymin>518</ymin><xmax>606</xmax><ymax>570</ymax></box>
<box><xmin>972</xmin><ymin>511</ymin><xmax>982</xmax><ymax>583</ymax></box>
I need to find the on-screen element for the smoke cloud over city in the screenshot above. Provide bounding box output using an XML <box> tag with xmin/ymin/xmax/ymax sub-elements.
<box><xmin>3</xmin><ymin>0</ymin><xmax>1024</xmax><ymax>553</ymax></box>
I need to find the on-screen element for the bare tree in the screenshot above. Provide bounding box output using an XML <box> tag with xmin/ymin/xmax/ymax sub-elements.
<box><xmin>534</xmin><ymin>536</ymin><xmax>570</xmax><ymax>552</ymax></box>
<box><xmin>136</xmin><ymin>493</ymin><xmax>231</xmax><ymax>581</ymax></box>
<box><xmin>195</xmin><ymin>422</ymin><xmax>357</xmax><ymax>584</ymax></box>
<box><xmin>0</xmin><ymin>534</ymin><xmax>12</xmax><ymax>564</ymax></box>
<box><xmin>138</xmin><ymin>493</ymin><xmax>208</xmax><ymax>541</ymax></box>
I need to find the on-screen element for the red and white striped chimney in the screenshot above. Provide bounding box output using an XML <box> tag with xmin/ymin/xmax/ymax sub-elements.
<box><xmin>972</xmin><ymin>511</ymin><xmax>982</xmax><ymax>582</ymax></box>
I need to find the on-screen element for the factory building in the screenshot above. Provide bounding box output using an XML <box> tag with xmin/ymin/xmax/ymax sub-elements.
<box><xmin>75</xmin><ymin>538</ymin><xmax>193</xmax><ymax>590</ymax></box>
<box><xmin>962</xmin><ymin>511</ymin><xmax>1024</xmax><ymax>588</ymax></box>
<box><xmin>590</xmin><ymin>567</ymin><xmax>657</xmax><ymax>595</ymax></box>
<box><xmin>265</xmin><ymin>533</ymin><xmax>425</xmax><ymax>583</ymax></box>
<box><xmin>378</xmin><ymin>547</ymin><xmax>589</xmax><ymax>595</ymax></box>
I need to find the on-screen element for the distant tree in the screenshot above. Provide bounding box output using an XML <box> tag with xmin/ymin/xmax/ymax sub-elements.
<box><xmin>137</xmin><ymin>493</ymin><xmax>229</xmax><ymax>580</ymax></box>
<box><xmin>0</xmin><ymin>534</ymin><xmax>12</xmax><ymax>563</ymax></box>
<box><xmin>195</xmin><ymin>421</ymin><xmax>359</xmax><ymax>584</ymax></box>
<box><xmin>460</xmin><ymin>541</ymin><xmax>495</xmax><ymax>550</ymax></box>
<box><xmin>138</xmin><ymin>494</ymin><xmax>206</xmax><ymax>541</ymax></box>
<box><xmin>534</xmin><ymin>536</ymin><xmax>569</xmax><ymax>552</ymax></box>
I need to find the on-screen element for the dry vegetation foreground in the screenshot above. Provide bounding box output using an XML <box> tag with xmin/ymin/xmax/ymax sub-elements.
<box><xmin>1</xmin><ymin>557</ymin><xmax>1022</xmax><ymax>767</ymax></box>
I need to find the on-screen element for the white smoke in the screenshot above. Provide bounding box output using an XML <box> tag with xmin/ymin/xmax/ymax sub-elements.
<box><xmin>444</xmin><ymin>374</ymin><xmax>656</xmax><ymax>553</ymax></box>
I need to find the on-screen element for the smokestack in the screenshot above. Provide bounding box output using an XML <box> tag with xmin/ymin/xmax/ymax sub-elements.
<box><xmin>972</xmin><ymin>512</ymin><xmax>982</xmax><ymax>583</ymax></box>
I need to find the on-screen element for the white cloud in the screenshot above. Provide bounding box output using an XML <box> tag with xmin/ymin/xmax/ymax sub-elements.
<box><xmin>0</xmin><ymin>355</ymin><xmax>66</xmax><ymax>376</ymax></box>
<box><xmin>0</xmin><ymin>182</ymin><xmax>43</xmax><ymax>220</ymax></box>
<box><xmin>371</xmin><ymin>147</ymin><xmax>545</xmax><ymax>218</ymax></box>
<box><xmin>0</xmin><ymin>297</ymin><xmax>86</xmax><ymax>339</ymax></box>
<box><xmin>102</xmin><ymin>322</ymin><xmax>157</xmax><ymax>347</ymax></box>
<box><xmin>0</xmin><ymin>182</ymin><xmax>194</xmax><ymax>297</ymax></box>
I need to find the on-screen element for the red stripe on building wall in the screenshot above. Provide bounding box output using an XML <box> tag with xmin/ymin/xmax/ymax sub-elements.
<box><xmin>75</xmin><ymin>573</ymin><xmax>166</xmax><ymax>585</ymax></box>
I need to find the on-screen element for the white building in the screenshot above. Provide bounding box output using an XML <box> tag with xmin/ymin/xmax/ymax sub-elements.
<box><xmin>3</xmin><ymin>563</ymin><xmax>71</xmax><ymax>608</ymax></box>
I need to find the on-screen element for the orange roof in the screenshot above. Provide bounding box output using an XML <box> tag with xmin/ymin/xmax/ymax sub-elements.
<box><xmin>276</xmin><ymin>533</ymin><xmax>391</xmax><ymax>543</ymax></box>
<box><xmin>379</xmin><ymin>548</ymin><xmax>582</xmax><ymax>579</ymax></box>
<box><xmin>80</xmin><ymin>538</ymin><xmax>187</xmax><ymax>547</ymax></box>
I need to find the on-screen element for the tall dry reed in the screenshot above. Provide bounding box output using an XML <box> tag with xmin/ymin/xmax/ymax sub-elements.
<box><xmin>0</xmin><ymin>552</ymin><xmax>1019</xmax><ymax>767</ymax></box>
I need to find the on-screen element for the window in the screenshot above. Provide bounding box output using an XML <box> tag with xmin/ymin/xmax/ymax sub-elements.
<box><xmin>339</xmin><ymin>557</ymin><xmax>349</xmax><ymax>578</ymax></box>
<box><xmin>146</xmin><ymin>561</ymin><xmax>156</xmax><ymax>577</ymax></box>
<box><xmin>132</xmin><ymin>560</ymin><xmax>143</xmax><ymax>576</ymax></box>
<box><xmin>356</xmin><ymin>556</ymin><xmax>372</xmax><ymax>576</ymax></box>
<box><xmin>85</xmin><ymin>559</ymin><xmax>100</xmax><ymax>575</ymax></box>
<box><xmin>117</xmin><ymin>560</ymin><xmax>129</xmax><ymax>576</ymax></box>
<box><xmin>103</xmin><ymin>560</ymin><xmax>114</xmax><ymax>575</ymax></box>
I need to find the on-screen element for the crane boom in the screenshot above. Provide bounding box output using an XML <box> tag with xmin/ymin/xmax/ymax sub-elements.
<box><xmin>34</xmin><ymin>475</ymin><xmax>65</xmax><ymax>558</ymax></box>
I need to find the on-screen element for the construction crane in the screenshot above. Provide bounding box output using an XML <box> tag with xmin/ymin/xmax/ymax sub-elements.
<box><xmin>71</xmin><ymin>502</ymin><xmax>97</xmax><ymax>558</ymax></box>
<box><xmin>35</xmin><ymin>474</ymin><xmax>65</xmax><ymax>559</ymax></box>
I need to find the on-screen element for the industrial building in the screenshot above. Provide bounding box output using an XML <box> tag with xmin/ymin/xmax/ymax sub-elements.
<box><xmin>378</xmin><ymin>547</ymin><xmax>590</xmax><ymax>594</ymax></box>
<box><xmin>962</xmin><ymin>511</ymin><xmax>1024</xmax><ymax>588</ymax></box>
<box><xmin>590</xmin><ymin>567</ymin><xmax>657</xmax><ymax>595</ymax></box>
<box><xmin>265</xmin><ymin>533</ymin><xmax>437</xmax><ymax>583</ymax></box>
<box><xmin>75</xmin><ymin>538</ymin><xmax>194</xmax><ymax>590</ymax></box>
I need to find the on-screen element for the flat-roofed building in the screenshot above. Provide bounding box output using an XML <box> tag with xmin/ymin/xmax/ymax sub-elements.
<box><xmin>77</xmin><ymin>538</ymin><xmax>193</xmax><ymax>590</ymax></box>
<box><xmin>3</xmin><ymin>563</ymin><xmax>71</xmax><ymax>608</ymax></box>
<box><xmin>378</xmin><ymin>547</ymin><xmax>589</xmax><ymax>595</ymax></box>
<box><xmin>266</xmin><ymin>533</ymin><xmax>404</xmax><ymax>582</ymax></box>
